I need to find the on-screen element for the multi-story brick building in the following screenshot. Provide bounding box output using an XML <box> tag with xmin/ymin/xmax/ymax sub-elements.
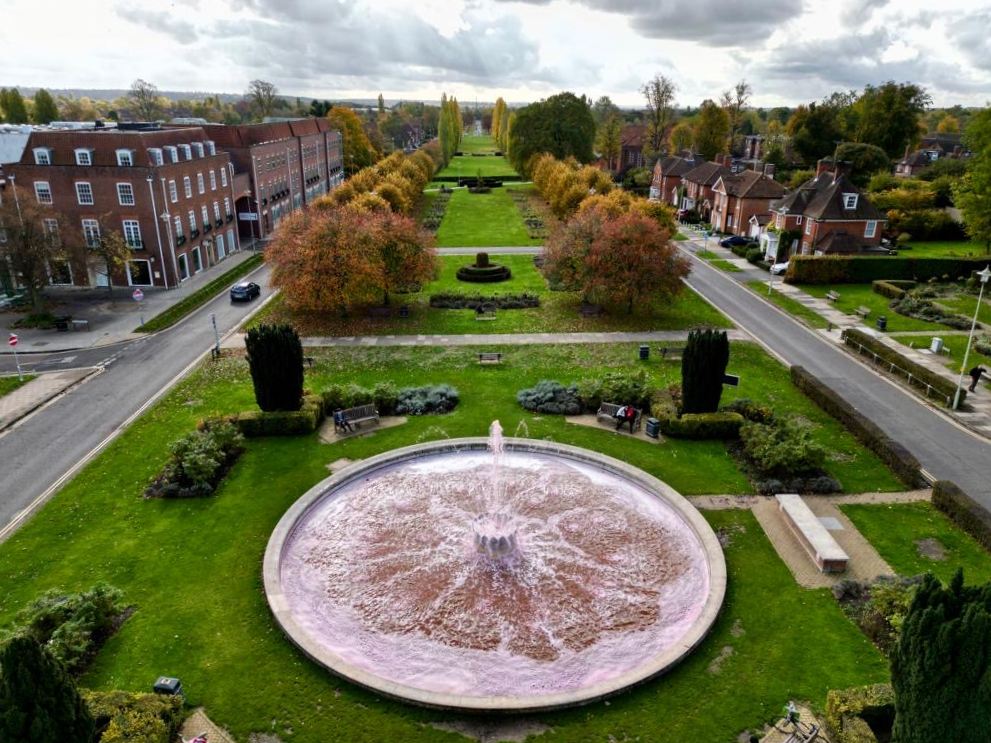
<box><xmin>7</xmin><ymin>124</ymin><xmax>240</xmax><ymax>288</ymax></box>
<box><xmin>710</xmin><ymin>167</ymin><xmax>784</xmax><ymax>237</ymax></box>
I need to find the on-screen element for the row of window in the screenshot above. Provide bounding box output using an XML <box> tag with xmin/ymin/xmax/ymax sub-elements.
<box><xmin>168</xmin><ymin>168</ymin><xmax>228</xmax><ymax>204</ymax></box>
<box><xmin>33</xmin><ymin>142</ymin><xmax>217</xmax><ymax>167</ymax></box>
<box><xmin>171</xmin><ymin>199</ymin><xmax>234</xmax><ymax>241</ymax></box>
<box><xmin>35</xmin><ymin>180</ymin><xmax>136</xmax><ymax>207</ymax></box>
<box><xmin>37</xmin><ymin>217</ymin><xmax>145</xmax><ymax>249</ymax></box>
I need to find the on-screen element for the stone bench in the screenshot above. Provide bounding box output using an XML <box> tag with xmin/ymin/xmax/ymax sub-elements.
<box><xmin>854</xmin><ymin>306</ymin><xmax>871</xmax><ymax>319</ymax></box>
<box><xmin>825</xmin><ymin>291</ymin><xmax>841</xmax><ymax>303</ymax></box>
<box><xmin>596</xmin><ymin>402</ymin><xmax>642</xmax><ymax>432</ymax></box>
<box><xmin>477</xmin><ymin>352</ymin><xmax>502</xmax><ymax>365</ymax></box>
<box><xmin>776</xmin><ymin>494</ymin><xmax>849</xmax><ymax>573</ymax></box>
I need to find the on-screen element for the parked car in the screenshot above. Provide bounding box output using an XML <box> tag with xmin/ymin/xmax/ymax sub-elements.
<box><xmin>719</xmin><ymin>235</ymin><xmax>750</xmax><ymax>248</ymax></box>
<box><xmin>230</xmin><ymin>281</ymin><xmax>261</xmax><ymax>301</ymax></box>
<box><xmin>770</xmin><ymin>261</ymin><xmax>791</xmax><ymax>275</ymax></box>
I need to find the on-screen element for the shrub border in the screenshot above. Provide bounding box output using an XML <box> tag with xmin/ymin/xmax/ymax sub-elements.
<box><xmin>931</xmin><ymin>480</ymin><xmax>991</xmax><ymax>553</ymax></box>
<box><xmin>824</xmin><ymin>683</ymin><xmax>894</xmax><ymax>743</ymax></box>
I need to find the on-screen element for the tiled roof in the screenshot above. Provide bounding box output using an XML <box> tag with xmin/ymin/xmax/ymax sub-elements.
<box><xmin>621</xmin><ymin>125</ymin><xmax>646</xmax><ymax>147</ymax></box>
<box><xmin>816</xmin><ymin>231</ymin><xmax>863</xmax><ymax>254</ymax></box>
<box><xmin>714</xmin><ymin>170</ymin><xmax>785</xmax><ymax>199</ymax></box>
<box><xmin>898</xmin><ymin>150</ymin><xmax>931</xmax><ymax>167</ymax></box>
<box><xmin>772</xmin><ymin>171</ymin><xmax>882</xmax><ymax>221</ymax></box>
<box><xmin>682</xmin><ymin>161</ymin><xmax>732</xmax><ymax>186</ymax></box>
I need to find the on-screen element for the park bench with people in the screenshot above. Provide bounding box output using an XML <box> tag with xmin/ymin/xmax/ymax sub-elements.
<box><xmin>335</xmin><ymin>404</ymin><xmax>380</xmax><ymax>433</ymax></box>
<box><xmin>596</xmin><ymin>402</ymin><xmax>642</xmax><ymax>433</ymax></box>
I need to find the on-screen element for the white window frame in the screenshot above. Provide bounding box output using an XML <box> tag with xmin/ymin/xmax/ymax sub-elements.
<box><xmin>191</xmin><ymin>246</ymin><xmax>203</xmax><ymax>273</ymax></box>
<box><xmin>47</xmin><ymin>260</ymin><xmax>73</xmax><ymax>286</ymax></box>
<box><xmin>179</xmin><ymin>144</ymin><xmax>192</xmax><ymax>161</ymax></box>
<box><xmin>169</xmin><ymin>180</ymin><xmax>178</xmax><ymax>203</ymax></box>
<box><xmin>178</xmin><ymin>253</ymin><xmax>190</xmax><ymax>281</ymax></box>
<box><xmin>209</xmin><ymin>170</ymin><xmax>217</xmax><ymax>191</ymax></box>
<box><xmin>188</xmin><ymin>210</ymin><xmax>196</xmax><ymax>234</ymax></box>
<box><xmin>76</xmin><ymin>182</ymin><xmax>94</xmax><ymax>205</ymax></box>
<box><xmin>865</xmin><ymin>220</ymin><xmax>878</xmax><ymax>239</ymax></box>
<box><xmin>223</xmin><ymin>197</ymin><xmax>231</xmax><ymax>217</ymax></box>
<box><xmin>843</xmin><ymin>193</ymin><xmax>858</xmax><ymax>210</ymax></box>
<box><xmin>805</xmin><ymin>218</ymin><xmax>812</xmax><ymax>235</ymax></box>
<box><xmin>82</xmin><ymin>219</ymin><xmax>101</xmax><ymax>248</ymax></box>
<box><xmin>164</xmin><ymin>146</ymin><xmax>179</xmax><ymax>164</ymax></box>
<box><xmin>43</xmin><ymin>218</ymin><xmax>59</xmax><ymax>240</ymax></box>
<box><xmin>148</xmin><ymin>148</ymin><xmax>164</xmax><ymax>166</ymax></box>
<box><xmin>173</xmin><ymin>215</ymin><xmax>183</xmax><ymax>238</ymax></box>
<box><xmin>213</xmin><ymin>201</ymin><xmax>221</xmax><ymax>222</ymax></box>
<box><xmin>34</xmin><ymin>181</ymin><xmax>53</xmax><ymax>204</ymax></box>
<box><xmin>192</xmin><ymin>142</ymin><xmax>204</xmax><ymax>158</ymax></box>
<box><xmin>205</xmin><ymin>141</ymin><xmax>216</xmax><ymax>156</ymax></box>
<box><xmin>74</xmin><ymin>148</ymin><xmax>93</xmax><ymax>166</ymax></box>
<box><xmin>796</xmin><ymin>216</ymin><xmax>802</xmax><ymax>226</ymax></box>
<box><xmin>197</xmin><ymin>173</ymin><xmax>205</xmax><ymax>195</ymax></box>
<box><xmin>220</xmin><ymin>168</ymin><xmax>228</xmax><ymax>187</ymax></box>
<box><xmin>183</xmin><ymin>177</ymin><xmax>192</xmax><ymax>199</ymax></box>
<box><xmin>116</xmin><ymin>182</ymin><xmax>135</xmax><ymax>206</ymax></box>
<box><xmin>33</xmin><ymin>147</ymin><xmax>52</xmax><ymax>165</ymax></box>
<box><xmin>122</xmin><ymin>219</ymin><xmax>142</xmax><ymax>248</ymax></box>
<box><xmin>201</xmin><ymin>205</ymin><xmax>209</xmax><ymax>227</ymax></box>
<box><xmin>116</xmin><ymin>149</ymin><xmax>134</xmax><ymax>167</ymax></box>
<box><xmin>127</xmin><ymin>259</ymin><xmax>153</xmax><ymax>287</ymax></box>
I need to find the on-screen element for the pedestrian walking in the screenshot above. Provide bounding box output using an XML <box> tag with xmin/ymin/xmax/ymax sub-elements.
<box><xmin>969</xmin><ymin>365</ymin><xmax>987</xmax><ymax>392</ymax></box>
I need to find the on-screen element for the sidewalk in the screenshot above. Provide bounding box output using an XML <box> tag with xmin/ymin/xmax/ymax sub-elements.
<box><xmin>0</xmin><ymin>368</ymin><xmax>96</xmax><ymax>430</ymax></box>
<box><xmin>0</xmin><ymin>248</ymin><xmax>262</xmax><ymax>355</ymax></box>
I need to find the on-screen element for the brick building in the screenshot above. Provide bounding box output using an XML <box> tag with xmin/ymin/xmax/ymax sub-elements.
<box><xmin>679</xmin><ymin>156</ymin><xmax>733</xmax><ymax>220</ymax></box>
<box><xmin>710</xmin><ymin>167</ymin><xmax>785</xmax><ymax>236</ymax></box>
<box><xmin>648</xmin><ymin>154</ymin><xmax>702</xmax><ymax>204</ymax></box>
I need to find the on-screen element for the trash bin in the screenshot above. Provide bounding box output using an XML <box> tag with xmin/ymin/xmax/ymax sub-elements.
<box><xmin>639</xmin><ymin>344</ymin><xmax>650</xmax><ymax>361</ymax></box>
<box><xmin>876</xmin><ymin>316</ymin><xmax>887</xmax><ymax>332</ymax></box>
<box><xmin>645</xmin><ymin>418</ymin><xmax>661</xmax><ymax>439</ymax></box>
<box><xmin>153</xmin><ymin>676</ymin><xmax>184</xmax><ymax>700</ymax></box>
<box><xmin>399</xmin><ymin>305</ymin><xmax>410</xmax><ymax>319</ymax></box>
<box><xmin>930</xmin><ymin>337</ymin><xmax>944</xmax><ymax>354</ymax></box>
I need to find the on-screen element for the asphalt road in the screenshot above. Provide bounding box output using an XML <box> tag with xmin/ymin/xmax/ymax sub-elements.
<box><xmin>0</xmin><ymin>263</ymin><xmax>273</xmax><ymax>535</ymax></box>
<box><xmin>682</xmin><ymin>250</ymin><xmax>991</xmax><ymax>505</ymax></box>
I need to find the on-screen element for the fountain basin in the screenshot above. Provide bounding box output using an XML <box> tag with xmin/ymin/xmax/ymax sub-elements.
<box><xmin>263</xmin><ymin>438</ymin><xmax>726</xmax><ymax>713</ymax></box>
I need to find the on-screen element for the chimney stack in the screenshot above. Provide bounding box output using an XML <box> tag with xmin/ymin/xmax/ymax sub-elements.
<box><xmin>763</xmin><ymin>163</ymin><xmax>776</xmax><ymax>180</ymax></box>
<box><xmin>904</xmin><ymin>144</ymin><xmax>911</xmax><ymax>159</ymax></box>
<box><xmin>815</xmin><ymin>158</ymin><xmax>833</xmax><ymax>178</ymax></box>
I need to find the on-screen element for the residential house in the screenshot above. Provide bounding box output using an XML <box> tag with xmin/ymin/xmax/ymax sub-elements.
<box><xmin>618</xmin><ymin>125</ymin><xmax>646</xmax><ymax>176</ymax></box>
<box><xmin>761</xmin><ymin>159</ymin><xmax>884</xmax><ymax>260</ymax></box>
<box><xmin>895</xmin><ymin>134</ymin><xmax>969</xmax><ymax>178</ymax></box>
<box><xmin>648</xmin><ymin>154</ymin><xmax>701</xmax><ymax>204</ymax></box>
<box><xmin>679</xmin><ymin>155</ymin><xmax>733</xmax><ymax>220</ymax></box>
<box><xmin>894</xmin><ymin>149</ymin><xmax>932</xmax><ymax>178</ymax></box>
<box><xmin>711</xmin><ymin>167</ymin><xmax>785</xmax><ymax>236</ymax></box>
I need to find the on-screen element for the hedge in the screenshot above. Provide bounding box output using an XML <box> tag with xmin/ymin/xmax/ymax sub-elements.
<box><xmin>84</xmin><ymin>690</ymin><xmax>184</xmax><ymax>743</ymax></box>
<box><xmin>785</xmin><ymin>255</ymin><xmax>990</xmax><ymax>285</ymax></box>
<box><xmin>932</xmin><ymin>480</ymin><xmax>991</xmax><ymax>553</ymax></box>
<box><xmin>429</xmin><ymin>292</ymin><xmax>540</xmax><ymax>309</ymax></box>
<box><xmin>137</xmin><ymin>253</ymin><xmax>265</xmax><ymax>332</ymax></box>
<box><xmin>842</xmin><ymin>328</ymin><xmax>964</xmax><ymax>407</ymax></box>
<box><xmin>871</xmin><ymin>280</ymin><xmax>916</xmax><ymax>300</ymax></box>
<box><xmin>235</xmin><ymin>393</ymin><xmax>323</xmax><ymax>437</ymax></box>
<box><xmin>659</xmin><ymin>412</ymin><xmax>744</xmax><ymax>439</ymax></box>
<box><xmin>825</xmin><ymin>684</ymin><xmax>894</xmax><ymax>743</ymax></box>
<box><xmin>790</xmin><ymin>366</ymin><xmax>925</xmax><ymax>488</ymax></box>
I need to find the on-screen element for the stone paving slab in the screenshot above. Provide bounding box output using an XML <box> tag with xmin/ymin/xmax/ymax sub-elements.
<box><xmin>180</xmin><ymin>707</ymin><xmax>237</xmax><ymax>743</ymax></box>
<box><xmin>0</xmin><ymin>368</ymin><xmax>96</xmax><ymax>430</ymax></box>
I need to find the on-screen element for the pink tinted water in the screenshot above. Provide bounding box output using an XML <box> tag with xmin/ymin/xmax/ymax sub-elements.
<box><xmin>280</xmin><ymin>451</ymin><xmax>711</xmax><ymax>698</ymax></box>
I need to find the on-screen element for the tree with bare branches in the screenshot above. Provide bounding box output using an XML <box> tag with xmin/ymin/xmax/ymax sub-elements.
<box><xmin>247</xmin><ymin>80</ymin><xmax>279</xmax><ymax>122</ymax></box>
<box><xmin>641</xmin><ymin>73</ymin><xmax>677</xmax><ymax>161</ymax></box>
<box><xmin>127</xmin><ymin>79</ymin><xmax>164</xmax><ymax>122</ymax></box>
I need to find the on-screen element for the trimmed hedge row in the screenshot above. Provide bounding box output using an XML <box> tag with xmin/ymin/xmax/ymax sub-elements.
<box><xmin>84</xmin><ymin>690</ymin><xmax>184</xmax><ymax>743</ymax></box>
<box><xmin>932</xmin><ymin>480</ymin><xmax>991</xmax><ymax>553</ymax></box>
<box><xmin>785</xmin><ymin>255</ymin><xmax>990</xmax><ymax>286</ymax></box>
<box><xmin>871</xmin><ymin>280</ymin><xmax>916</xmax><ymax>300</ymax></box>
<box><xmin>659</xmin><ymin>412</ymin><xmax>744</xmax><ymax>439</ymax></box>
<box><xmin>842</xmin><ymin>328</ymin><xmax>964</xmax><ymax>407</ymax></box>
<box><xmin>790</xmin><ymin>366</ymin><xmax>925</xmax><ymax>487</ymax></box>
<box><xmin>235</xmin><ymin>393</ymin><xmax>324</xmax><ymax>437</ymax></box>
<box><xmin>429</xmin><ymin>292</ymin><xmax>540</xmax><ymax>309</ymax></box>
<box><xmin>138</xmin><ymin>254</ymin><xmax>265</xmax><ymax>333</ymax></box>
<box><xmin>824</xmin><ymin>684</ymin><xmax>894</xmax><ymax>743</ymax></box>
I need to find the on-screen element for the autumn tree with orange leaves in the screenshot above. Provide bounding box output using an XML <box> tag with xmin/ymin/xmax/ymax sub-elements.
<box><xmin>267</xmin><ymin>207</ymin><xmax>437</xmax><ymax>314</ymax></box>
<box><xmin>541</xmin><ymin>207</ymin><xmax>689</xmax><ymax>314</ymax></box>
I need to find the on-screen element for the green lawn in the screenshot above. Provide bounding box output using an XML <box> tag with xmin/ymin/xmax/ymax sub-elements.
<box><xmin>746</xmin><ymin>282</ymin><xmax>829</xmax><ymax>329</ymax></box>
<box><xmin>0</xmin><ymin>375</ymin><xmax>34</xmax><ymax>398</ymax></box>
<box><xmin>434</xmin><ymin>155</ymin><xmax>518</xmax><ymax>179</ymax></box>
<box><xmin>899</xmin><ymin>240</ymin><xmax>990</xmax><ymax>258</ymax></box>
<box><xmin>802</xmin><ymin>284</ymin><xmax>951</xmax><ymax>332</ymax></box>
<box><xmin>252</xmin><ymin>254</ymin><xmax>732</xmax><ymax>336</ymax></box>
<box><xmin>710</xmin><ymin>259</ymin><xmax>743</xmax><ymax>273</ymax></box>
<box><xmin>456</xmin><ymin>135</ymin><xmax>500</xmax><ymax>154</ymax></box>
<box><xmin>0</xmin><ymin>342</ymin><xmax>900</xmax><ymax>743</ymax></box>
<box><xmin>889</xmin><ymin>333</ymin><xmax>991</xmax><ymax>373</ymax></box>
<box><xmin>841</xmin><ymin>502</ymin><xmax>991</xmax><ymax>584</ymax></box>
<box><xmin>434</xmin><ymin>188</ymin><xmax>540</xmax><ymax>247</ymax></box>
<box><xmin>935</xmin><ymin>292</ymin><xmax>991</xmax><ymax>326</ymax></box>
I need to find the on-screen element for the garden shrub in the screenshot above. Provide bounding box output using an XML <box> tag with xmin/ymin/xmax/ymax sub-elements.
<box><xmin>889</xmin><ymin>294</ymin><xmax>974</xmax><ymax>330</ymax></box>
<box><xmin>720</xmin><ymin>398</ymin><xmax>775</xmax><ymax>424</ymax></box>
<box><xmin>786</xmin><ymin>255</ymin><xmax>990</xmax><ymax>285</ymax></box>
<box><xmin>244</xmin><ymin>324</ymin><xmax>304</xmax><ymax>412</ymax></box>
<box><xmin>745</xmin><ymin>247</ymin><xmax>763</xmax><ymax>264</ymax></box>
<box><xmin>932</xmin><ymin>480</ymin><xmax>991</xmax><ymax>553</ymax></box>
<box><xmin>740</xmin><ymin>416</ymin><xmax>826</xmax><ymax>476</ymax></box>
<box><xmin>753</xmin><ymin>475</ymin><xmax>840</xmax><ymax>495</ymax></box>
<box><xmin>235</xmin><ymin>394</ymin><xmax>324</xmax><ymax>437</ymax></box>
<box><xmin>145</xmin><ymin>421</ymin><xmax>244</xmax><ymax>497</ymax></box>
<box><xmin>396</xmin><ymin>384</ymin><xmax>459</xmax><ymax>415</ymax></box>
<box><xmin>84</xmin><ymin>690</ymin><xmax>184</xmax><ymax>743</ymax></box>
<box><xmin>825</xmin><ymin>684</ymin><xmax>894</xmax><ymax>743</ymax></box>
<box><xmin>429</xmin><ymin>292</ymin><xmax>540</xmax><ymax>309</ymax></box>
<box><xmin>517</xmin><ymin>380</ymin><xmax>581</xmax><ymax>415</ymax></box>
<box><xmin>371</xmin><ymin>382</ymin><xmax>399</xmax><ymax>415</ymax></box>
<box><xmin>790</xmin><ymin>366</ymin><xmax>924</xmax><ymax>487</ymax></box>
<box><xmin>659</xmin><ymin>412</ymin><xmax>744</xmax><ymax>439</ymax></box>
<box><xmin>843</xmin><ymin>328</ymin><xmax>964</xmax><ymax>404</ymax></box>
<box><xmin>9</xmin><ymin>584</ymin><xmax>127</xmax><ymax>675</ymax></box>
<box><xmin>578</xmin><ymin>369</ymin><xmax>654</xmax><ymax>412</ymax></box>
<box><xmin>884</xmin><ymin>209</ymin><xmax>966</xmax><ymax>241</ymax></box>
<box><xmin>730</xmin><ymin>243</ymin><xmax>750</xmax><ymax>258</ymax></box>
<box><xmin>871</xmin><ymin>280</ymin><xmax>916</xmax><ymax>300</ymax></box>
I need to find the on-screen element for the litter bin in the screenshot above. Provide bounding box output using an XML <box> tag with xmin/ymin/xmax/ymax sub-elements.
<box><xmin>639</xmin><ymin>344</ymin><xmax>650</xmax><ymax>361</ymax></box>
<box><xmin>153</xmin><ymin>676</ymin><xmax>184</xmax><ymax>700</ymax></box>
<box><xmin>876</xmin><ymin>316</ymin><xmax>887</xmax><ymax>332</ymax></box>
<box><xmin>930</xmin><ymin>337</ymin><xmax>944</xmax><ymax>354</ymax></box>
<box><xmin>399</xmin><ymin>305</ymin><xmax>410</xmax><ymax>319</ymax></box>
<box><xmin>645</xmin><ymin>418</ymin><xmax>661</xmax><ymax>439</ymax></box>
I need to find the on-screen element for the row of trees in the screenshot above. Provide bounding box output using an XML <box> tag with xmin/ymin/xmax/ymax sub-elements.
<box><xmin>491</xmin><ymin>97</ymin><xmax>513</xmax><ymax>154</ymax></box>
<box><xmin>437</xmin><ymin>94</ymin><xmax>463</xmax><ymax>167</ymax></box>
<box><xmin>324</xmin><ymin>148</ymin><xmax>437</xmax><ymax>216</ymax></box>
<box><xmin>531</xmin><ymin>153</ymin><xmax>615</xmax><ymax>218</ymax></box>
<box><xmin>0</xmin><ymin>87</ymin><xmax>58</xmax><ymax>124</ymax></box>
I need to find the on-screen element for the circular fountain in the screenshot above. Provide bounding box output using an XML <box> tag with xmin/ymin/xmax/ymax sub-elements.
<box><xmin>264</xmin><ymin>423</ymin><xmax>726</xmax><ymax>712</ymax></box>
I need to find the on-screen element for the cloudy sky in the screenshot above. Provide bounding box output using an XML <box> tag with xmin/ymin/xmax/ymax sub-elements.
<box><xmin>1</xmin><ymin>0</ymin><xmax>990</xmax><ymax>108</ymax></box>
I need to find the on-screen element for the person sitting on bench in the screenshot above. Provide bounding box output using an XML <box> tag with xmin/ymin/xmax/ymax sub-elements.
<box><xmin>334</xmin><ymin>409</ymin><xmax>354</xmax><ymax>433</ymax></box>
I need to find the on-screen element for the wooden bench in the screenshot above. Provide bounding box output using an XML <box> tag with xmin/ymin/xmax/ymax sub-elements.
<box><xmin>474</xmin><ymin>304</ymin><xmax>497</xmax><ymax>321</ymax></box>
<box><xmin>776</xmin><ymin>494</ymin><xmax>849</xmax><ymax>573</ymax></box>
<box><xmin>70</xmin><ymin>319</ymin><xmax>90</xmax><ymax>331</ymax></box>
<box><xmin>825</xmin><ymin>291</ymin><xmax>841</xmax><ymax>303</ymax></box>
<box><xmin>337</xmin><ymin>403</ymin><xmax>380</xmax><ymax>432</ymax></box>
<box><xmin>596</xmin><ymin>402</ymin><xmax>643</xmax><ymax>433</ymax></box>
<box><xmin>657</xmin><ymin>347</ymin><xmax>683</xmax><ymax>361</ymax></box>
<box><xmin>580</xmin><ymin>304</ymin><xmax>603</xmax><ymax>318</ymax></box>
<box><xmin>853</xmin><ymin>306</ymin><xmax>871</xmax><ymax>319</ymax></box>
<box><xmin>367</xmin><ymin>307</ymin><xmax>392</xmax><ymax>319</ymax></box>
<box><xmin>477</xmin><ymin>352</ymin><xmax>502</xmax><ymax>365</ymax></box>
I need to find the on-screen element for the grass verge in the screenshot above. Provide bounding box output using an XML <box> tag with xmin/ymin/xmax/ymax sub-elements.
<box><xmin>710</xmin><ymin>259</ymin><xmax>743</xmax><ymax>273</ymax></box>
<box><xmin>0</xmin><ymin>375</ymin><xmax>35</xmax><ymax>398</ymax></box>
<box><xmin>801</xmin><ymin>283</ymin><xmax>950</xmax><ymax>333</ymax></box>
<box><xmin>745</xmin><ymin>281</ymin><xmax>829</xmax><ymax>329</ymax></box>
<box><xmin>435</xmin><ymin>189</ymin><xmax>540</xmax><ymax>247</ymax></box>
<box><xmin>137</xmin><ymin>254</ymin><xmax>264</xmax><ymax>333</ymax></box>
<box><xmin>899</xmin><ymin>240</ymin><xmax>990</xmax><ymax>258</ymax></box>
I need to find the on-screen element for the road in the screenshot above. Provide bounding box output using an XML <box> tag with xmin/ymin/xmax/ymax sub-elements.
<box><xmin>682</xmin><ymin>249</ymin><xmax>991</xmax><ymax>505</ymax></box>
<box><xmin>0</xmin><ymin>263</ymin><xmax>273</xmax><ymax>535</ymax></box>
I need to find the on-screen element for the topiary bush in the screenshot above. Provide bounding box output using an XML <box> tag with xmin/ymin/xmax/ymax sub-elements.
<box><xmin>681</xmin><ymin>329</ymin><xmax>730</xmax><ymax>414</ymax></box>
<box><xmin>659</xmin><ymin>412</ymin><xmax>744</xmax><ymax>439</ymax></box>
<box><xmin>396</xmin><ymin>384</ymin><xmax>459</xmax><ymax>415</ymax></box>
<box><xmin>825</xmin><ymin>684</ymin><xmax>895</xmax><ymax>743</ymax></box>
<box><xmin>745</xmin><ymin>247</ymin><xmax>763</xmax><ymax>264</ymax></box>
<box><xmin>245</xmin><ymin>323</ymin><xmax>304</xmax><ymax>412</ymax></box>
<box><xmin>517</xmin><ymin>380</ymin><xmax>581</xmax><ymax>415</ymax></box>
<box><xmin>235</xmin><ymin>394</ymin><xmax>324</xmax><ymax>437</ymax></box>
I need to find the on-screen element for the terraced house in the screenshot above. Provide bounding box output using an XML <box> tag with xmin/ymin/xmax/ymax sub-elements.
<box><xmin>710</xmin><ymin>167</ymin><xmax>784</xmax><ymax>237</ymax></box>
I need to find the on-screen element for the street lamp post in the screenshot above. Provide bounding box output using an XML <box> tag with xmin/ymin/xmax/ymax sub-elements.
<box><xmin>953</xmin><ymin>265</ymin><xmax>991</xmax><ymax>410</ymax></box>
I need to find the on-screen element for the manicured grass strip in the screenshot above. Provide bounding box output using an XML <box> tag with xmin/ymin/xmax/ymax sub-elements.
<box><xmin>710</xmin><ymin>259</ymin><xmax>743</xmax><ymax>273</ymax></box>
<box><xmin>456</xmin><ymin>135</ymin><xmax>500</xmax><ymax>154</ymax></box>
<box><xmin>137</xmin><ymin>255</ymin><xmax>264</xmax><ymax>333</ymax></box>
<box><xmin>841</xmin><ymin>501</ymin><xmax>991</xmax><ymax>585</ymax></box>
<box><xmin>889</xmin><ymin>333</ymin><xmax>991</xmax><ymax>369</ymax></box>
<box><xmin>802</xmin><ymin>283</ymin><xmax>950</xmax><ymax>332</ymax></box>
<box><xmin>746</xmin><ymin>281</ymin><xmax>829</xmax><ymax>329</ymax></box>
<box><xmin>899</xmin><ymin>240</ymin><xmax>989</xmax><ymax>258</ymax></box>
<box><xmin>0</xmin><ymin>375</ymin><xmax>35</xmax><ymax>398</ymax></box>
<box><xmin>435</xmin><ymin>188</ymin><xmax>543</xmax><ymax>247</ymax></box>
<box><xmin>435</xmin><ymin>155</ymin><xmax>518</xmax><ymax>179</ymax></box>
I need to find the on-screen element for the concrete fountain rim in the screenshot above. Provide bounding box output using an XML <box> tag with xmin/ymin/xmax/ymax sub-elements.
<box><xmin>263</xmin><ymin>437</ymin><xmax>727</xmax><ymax>713</ymax></box>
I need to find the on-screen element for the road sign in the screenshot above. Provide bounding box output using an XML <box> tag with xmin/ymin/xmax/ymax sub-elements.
<box><xmin>9</xmin><ymin>333</ymin><xmax>22</xmax><ymax>380</ymax></box>
<box><xmin>238</xmin><ymin>212</ymin><xmax>259</xmax><ymax>221</ymax></box>
<box><xmin>8</xmin><ymin>333</ymin><xmax>17</xmax><ymax>347</ymax></box>
<box><xmin>723</xmin><ymin>374</ymin><xmax>740</xmax><ymax>387</ymax></box>
<box><xmin>132</xmin><ymin>289</ymin><xmax>144</xmax><ymax>302</ymax></box>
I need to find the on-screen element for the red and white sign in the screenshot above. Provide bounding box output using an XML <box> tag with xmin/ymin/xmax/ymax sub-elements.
<box><xmin>132</xmin><ymin>289</ymin><xmax>144</xmax><ymax>302</ymax></box>
<box><xmin>8</xmin><ymin>333</ymin><xmax>17</xmax><ymax>347</ymax></box>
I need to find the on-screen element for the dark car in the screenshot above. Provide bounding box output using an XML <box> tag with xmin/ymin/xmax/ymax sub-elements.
<box><xmin>719</xmin><ymin>235</ymin><xmax>750</xmax><ymax>248</ymax></box>
<box><xmin>230</xmin><ymin>281</ymin><xmax>261</xmax><ymax>301</ymax></box>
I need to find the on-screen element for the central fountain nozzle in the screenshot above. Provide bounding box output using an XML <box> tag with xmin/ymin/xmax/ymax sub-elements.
<box><xmin>473</xmin><ymin>512</ymin><xmax>518</xmax><ymax>559</ymax></box>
